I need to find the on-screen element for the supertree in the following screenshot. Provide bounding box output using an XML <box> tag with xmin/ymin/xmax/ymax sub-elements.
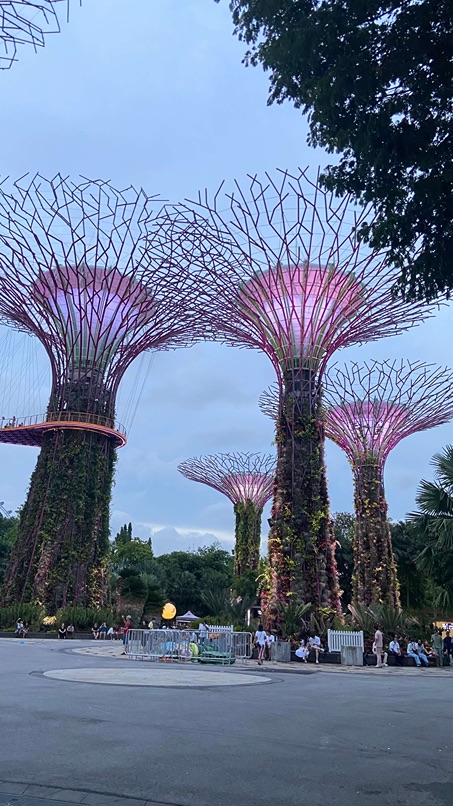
<box><xmin>161</xmin><ymin>169</ymin><xmax>432</xmax><ymax>620</ymax></box>
<box><xmin>323</xmin><ymin>360</ymin><xmax>453</xmax><ymax>608</ymax></box>
<box><xmin>178</xmin><ymin>452</ymin><xmax>275</xmax><ymax>578</ymax></box>
<box><xmin>0</xmin><ymin>2</ymin><xmax>76</xmax><ymax>69</ymax></box>
<box><xmin>0</xmin><ymin>173</ymin><xmax>204</xmax><ymax>611</ymax></box>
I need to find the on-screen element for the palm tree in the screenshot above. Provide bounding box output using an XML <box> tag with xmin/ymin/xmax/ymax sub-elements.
<box><xmin>408</xmin><ymin>446</ymin><xmax>453</xmax><ymax>610</ymax></box>
<box><xmin>277</xmin><ymin>601</ymin><xmax>312</xmax><ymax>639</ymax></box>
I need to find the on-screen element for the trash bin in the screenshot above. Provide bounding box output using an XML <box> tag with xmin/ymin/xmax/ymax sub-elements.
<box><xmin>271</xmin><ymin>641</ymin><xmax>291</xmax><ymax>662</ymax></box>
<box><xmin>341</xmin><ymin>645</ymin><xmax>363</xmax><ymax>666</ymax></box>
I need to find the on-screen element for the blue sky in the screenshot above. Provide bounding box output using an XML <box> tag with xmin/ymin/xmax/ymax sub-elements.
<box><xmin>0</xmin><ymin>0</ymin><xmax>452</xmax><ymax>555</ymax></box>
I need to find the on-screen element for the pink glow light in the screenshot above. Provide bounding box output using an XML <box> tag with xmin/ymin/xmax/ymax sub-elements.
<box><xmin>34</xmin><ymin>267</ymin><xmax>154</xmax><ymax>368</ymax></box>
<box><xmin>324</xmin><ymin>361</ymin><xmax>453</xmax><ymax>468</ymax></box>
<box><xmin>221</xmin><ymin>472</ymin><xmax>274</xmax><ymax>508</ymax></box>
<box><xmin>325</xmin><ymin>401</ymin><xmax>409</xmax><ymax>465</ymax></box>
<box><xmin>178</xmin><ymin>453</ymin><xmax>276</xmax><ymax>509</ymax></box>
<box><xmin>240</xmin><ymin>265</ymin><xmax>363</xmax><ymax>365</ymax></box>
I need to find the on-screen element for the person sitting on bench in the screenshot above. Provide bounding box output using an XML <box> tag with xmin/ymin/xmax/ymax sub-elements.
<box><xmin>388</xmin><ymin>634</ymin><xmax>404</xmax><ymax>666</ymax></box>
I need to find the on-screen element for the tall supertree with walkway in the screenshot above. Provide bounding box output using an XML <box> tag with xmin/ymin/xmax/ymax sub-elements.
<box><xmin>0</xmin><ymin>173</ymin><xmax>203</xmax><ymax>611</ymax></box>
<box><xmin>0</xmin><ymin>1</ymin><xmax>78</xmax><ymax>68</ymax></box>
<box><xmin>163</xmin><ymin>169</ymin><xmax>432</xmax><ymax>621</ymax></box>
<box><xmin>178</xmin><ymin>452</ymin><xmax>275</xmax><ymax>578</ymax></box>
<box><xmin>323</xmin><ymin>360</ymin><xmax>453</xmax><ymax>608</ymax></box>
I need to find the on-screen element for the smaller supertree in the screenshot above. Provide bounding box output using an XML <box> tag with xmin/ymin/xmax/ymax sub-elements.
<box><xmin>324</xmin><ymin>361</ymin><xmax>453</xmax><ymax>607</ymax></box>
<box><xmin>0</xmin><ymin>2</ymin><xmax>76</xmax><ymax>68</ymax></box>
<box><xmin>178</xmin><ymin>452</ymin><xmax>275</xmax><ymax>577</ymax></box>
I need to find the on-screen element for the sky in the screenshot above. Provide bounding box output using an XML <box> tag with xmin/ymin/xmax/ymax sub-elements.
<box><xmin>0</xmin><ymin>0</ymin><xmax>452</xmax><ymax>556</ymax></box>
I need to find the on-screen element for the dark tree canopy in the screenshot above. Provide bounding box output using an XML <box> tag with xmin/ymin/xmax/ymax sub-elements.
<box><xmin>225</xmin><ymin>0</ymin><xmax>453</xmax><ymax>300</ymax></box>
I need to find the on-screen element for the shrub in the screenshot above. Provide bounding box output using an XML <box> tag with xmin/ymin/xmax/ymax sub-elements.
<box><xmin>0</xmin><ymin>604</ymin><xmax>45</xmax><ymax>630</ymax></box>
<box><xmin>54</xmin><ymin>606</ymin><xmax>119</xmax><ymax>631</ymax></box>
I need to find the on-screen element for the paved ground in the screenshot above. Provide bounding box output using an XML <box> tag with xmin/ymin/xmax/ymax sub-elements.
<box><xmin>1</xmin><ymin>638</ymin><xmax>453</xmax><ymax>805</ymax></box>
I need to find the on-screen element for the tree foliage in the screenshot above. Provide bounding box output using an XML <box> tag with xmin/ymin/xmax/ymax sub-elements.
<box><xmin>0</xmin><ymin>514</ymin><xmax>18</xmax><ymax>588</ymax></box>
<box><xmin>226</xmin><ymin>0</ymin><xmax>453</xmax><ymax>299</ymax></box>
<box><xmin>409</xmin><ymin>446</ymin><xmax>453</xmax><ymax>604</ymax></box>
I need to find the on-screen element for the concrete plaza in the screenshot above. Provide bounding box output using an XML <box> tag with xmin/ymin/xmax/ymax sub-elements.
<box><xmin>1</xmin><ymin>638</ymin><xmax>452</xmax><ymax>806</ymax></box>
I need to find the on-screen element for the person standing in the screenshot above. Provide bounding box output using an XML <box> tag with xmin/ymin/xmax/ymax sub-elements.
<box><xmin>121</xmin><ymin>615</ymin><xmax>132</xmax><ymax>655</ymax></box>
<box><xmin>374</xmin><ymin>624</ymin><xmax>384</xmax><ymax>668</ymax></box>
<box><xmin>443</xmin><ymin>630</ymin><xmax>452</xmax><ymax>665</ymax></box>
<box><xmin>255</xmin><ymin>624</ymin><xmax>267</xmax><ymax>665</ymax></box>
<box><xmin>265</xmin><ymin>629</ymin><xmax>275</xmax><ymax>660</ymax></box>
<box><xmin>431</xmin><ymin>628</ymin><xmax>444</xmax><ymax>667</ymax></box>
<box><xmin>198</xmin><ymin>621</ymin><xmax>208</xmax><ymax>644</ymax></box>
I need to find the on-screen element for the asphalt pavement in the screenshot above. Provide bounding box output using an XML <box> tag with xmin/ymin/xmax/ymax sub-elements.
<box><xmin>1</xmin><ymin>638</ymin><xmax>452</xmax><ymax>806</ymax></box>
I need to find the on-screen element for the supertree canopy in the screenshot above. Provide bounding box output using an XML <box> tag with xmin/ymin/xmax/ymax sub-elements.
<box><xmin>178</xmin><ymin>452</ymin><xmax>275</xmax><ymax>578</ymax></box>
<box><xmin>0</xmin><ymin>173</ymin><xmax>204</xmax><ymax>611</ymax></box>
<box><xmin>324</xmin><ymin>360</ymin><xmax>453</xmax><ymax>608</ymax></box>
<box><xmin>163</xmin><ymin>169</ymin><xmax>432</xmax><ymax>620</ymax></box>
<box><xmin>0</xmin><ymin>2</ymin><xmax>76</xmax><ymax>69</ymax></box>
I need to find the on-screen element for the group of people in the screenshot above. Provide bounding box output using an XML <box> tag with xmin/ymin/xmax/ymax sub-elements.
<box><xmin>295</xmin><ymin>634</ymin><xmax>324</xmax><ymax>664</ymax></box>
<box><xmin>57</xmin><ymin>623</ymin><xmax>75</xmax><ymax>638</ymax></box>
<box><xmin>373</xmin><ymin>625</ymin><xmax>453</xmax><ymax>668</ymax></box>
<box><xmin>1</xmin><ymin>416</ymin><xmax>24</xmax><ymax>428</ymax></box>
<box><xmin>255</xmin><ymin>626</ymin><xmax>325</xmax><ymax>665</ymax></box>
<box><xmin>14</xmin><ymin>619</ymin><xmax>29</xmax><ymax>638</ymax></box>
<box><xmin>253</xmin><ymin>625</ymin><xmax>277</xmax><ymax>665</ymax></box>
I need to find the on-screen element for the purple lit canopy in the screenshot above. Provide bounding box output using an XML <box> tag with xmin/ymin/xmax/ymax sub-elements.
<box><xmin>324</xmin><ymin>361</ymin><xmax>453</xmax><ymax>469</ymax></box>
<box><xmin>178</xmin><ymin>452</ymin><xmax>276</xmax><ymax>510</ymax></box>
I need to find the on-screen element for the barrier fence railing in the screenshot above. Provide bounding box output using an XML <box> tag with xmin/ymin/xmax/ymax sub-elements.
<box><xmin>125</xmin><ymin>629</ymin><xmax>252</xmax><ymax>665</ymax></box>
<box><xmin>327</xmin><ymin>629</ymin><xmax>364</xmax><ymax>653</ymax></box>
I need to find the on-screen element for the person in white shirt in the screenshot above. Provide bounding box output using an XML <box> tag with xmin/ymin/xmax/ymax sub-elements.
<box><xmin>255</xmin><ymin>624</ymin><xmax>267</xmax><ymax>665</ymax></box>
<box><xmin>295</xmin><ymin>638</ymin><xmax>309</xmax><ymax>662</ymax></box>
<box><xmin>407</xmin><ymin>640</ymin><xmax>427</xmax><ymax>667</ymax></box>
<box><xmin>416</xmin><ymin>639</ymin><xmax>429</xmax><ymax>667</ymax></box>
<box><xmin>265</xmin><ymin>630</ymin><xmax>275</xmax><ymax>660</ymax></box>
<box><xmin>388</xmin><ymin>634</ymin><xmax>403</xmax><ymax>666</ymax></box>
<box><xmin>198</xmin><ymin>622</ymin><xmax>208</xmax><ymax>644</ymax></box>
<box><xmin>107</xmin><ymin>626</ymin><xmax>115</xmax><ymax>640</ymax></box>
<box><xmin>308</xmin><ymin>634</ymin><xmax>324</xmax><ymax>664</ymax></box>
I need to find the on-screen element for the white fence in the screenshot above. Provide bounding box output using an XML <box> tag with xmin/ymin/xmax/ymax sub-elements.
<box><xmin>125</xmin><ymin>629</ymin><xmax>252</xmax><ymax>664</ymax></box>
<box><xmin>327</xmin><ymin>629</ymin><xmax>364</xmax><ymax>653</ymax></box>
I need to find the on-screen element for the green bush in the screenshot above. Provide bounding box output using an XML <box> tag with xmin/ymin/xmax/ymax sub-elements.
<box><xmin>54</xmin><ymin>605</ymin><xmax>119</xmax><ymax>631</ymax></box>
<box><xmin>0</xmin><ymin>604</ymin><xmax>45</xmax><ymax>630</ymax></box>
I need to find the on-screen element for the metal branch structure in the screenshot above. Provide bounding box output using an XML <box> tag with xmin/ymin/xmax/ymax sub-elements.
<box><xmin>324</xmin><ymin>360</ymin><xmax>453</xmax><ymax>607</ymax></box>
<box><xmin>162</xmin><ymin>169</ymin><xmax>433</xmax><ymax>620</ymax></box>
<box><xmin>0</xmin><ymin>2</ymin><xmax>77</xmax><ymax>69</ymax></box>
<box><xmin>0</xmin><ymin>173</ymin><xmax>205</xmax><ymax>611</ymax></box>
<box><xmin>178</xmin><ymin>453</ymin><xmax>275</xmax><ymax>577</ymax></box>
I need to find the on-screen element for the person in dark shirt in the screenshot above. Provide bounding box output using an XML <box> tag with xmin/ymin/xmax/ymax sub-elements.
<box><xmin>443</xmin><ymin>630</ymin><xmax>452</xmax><ymax>665</ymax></box>
<box><xmin>58</xmin><ymin>624</ymin><xmax>66</xmax><ymax>639</ymax></box>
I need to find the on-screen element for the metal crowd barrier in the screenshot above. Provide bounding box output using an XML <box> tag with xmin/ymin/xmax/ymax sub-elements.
<box><xmin>125</xmin><ymin>629</ymin><xmax>252</xmax><ymax>665</ymax></box>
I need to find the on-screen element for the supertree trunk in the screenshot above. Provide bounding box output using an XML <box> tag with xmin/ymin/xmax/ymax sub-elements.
<box><xmin>353</xmin><ymin>458</ymin><xmax>400</xmax><ymax>608</ymax></box>
<box><xmin>266</xmin><ymin>369</ymin><xmax>340</xmax><ymax>621</ymax></box>
<box><xmin>233</xmin><ymin>500</ymin><xmax>263</xmax><ymax>577</ymax></box>
<box><xmin>2</xmin><ymin>428</ymin><xmax>115</xmax><ymax>612</ymax></box>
